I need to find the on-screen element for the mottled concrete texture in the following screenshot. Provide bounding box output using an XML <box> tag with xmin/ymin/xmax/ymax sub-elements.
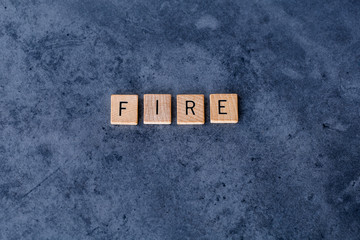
<box><xmin>0</xmin><ymin>0</ymin><xmax>360</xmax><ymax>239</ymax></box>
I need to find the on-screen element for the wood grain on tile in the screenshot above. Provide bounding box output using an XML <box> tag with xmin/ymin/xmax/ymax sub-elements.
<box><xmin>144</xmin><ymin>94</ymin><xmax>171</xmax><ymax>124</ymax></box>
<box><xmin>111</xmin><ymin>95</ymin><xmax>138</xmax><ymax>125</ymax></box>
<box><xmin>177</xmin><ymin>94</ymin><xmax>205</xmax><ymax>125</ymax></box>
<box><xmin>210</xmin><ymin>94</ymin><xmax>238</xmax><ymax>123</ymax></box>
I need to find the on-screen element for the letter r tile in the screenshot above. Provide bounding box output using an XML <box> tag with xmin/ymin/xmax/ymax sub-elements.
<box><xmin>210</xmin><ymin>94</ymin><xmax>238</xmax><ymax>123</ymax></box>
<box><xmin>111</xmin><ymin>95</ymin><xmax>138</xmax><ymax>125</ymax></box>
<box><xmin>177</xmin><ymin>94</ymin><xmax>205</xmax><ymax>125</ymax></box>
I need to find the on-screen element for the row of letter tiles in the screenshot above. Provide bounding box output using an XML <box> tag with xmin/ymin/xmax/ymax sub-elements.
<box><xmin>110</xmin><ymin>94</ymin><xmax>238</xmax><ymax>125</ymax></box>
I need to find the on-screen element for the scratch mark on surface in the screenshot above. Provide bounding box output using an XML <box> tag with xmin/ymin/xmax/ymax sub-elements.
<box><xmin>20</xmin><ymin>167</ymin><xmax>61</xmax><ymax>200</ymax></box>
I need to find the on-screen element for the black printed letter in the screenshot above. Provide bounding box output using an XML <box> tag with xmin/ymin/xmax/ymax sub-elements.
<box><xmin>218</xmin><ymin>100</ymin><xmax>227</xmax><ymax>114</ymax></box>
<box><xmin>156</xmin><ymin>100</ymin><xmax>159</xmax><ymax>115</ymax></box>
<box><xmin>186</xmin><ymin>101</ymin><xmax>195</xmax><ymax>115</ymax></box>
<box><xmin>119</xmin><ymin>102</ymin><xmax>128</xmax><ymax>116</ymax></box>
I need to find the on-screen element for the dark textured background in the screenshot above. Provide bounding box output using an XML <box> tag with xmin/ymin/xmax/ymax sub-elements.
<box><xmin>1</xmin><ymin>0</ymin><xmax>360</xmax><ymax>239</ymax></box>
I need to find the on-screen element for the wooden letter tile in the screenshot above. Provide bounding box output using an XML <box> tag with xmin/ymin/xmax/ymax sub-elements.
<box><xmin>144</xmin><ymin>94</ymin><xmax>171</xmax><ymax>124</ymax></box>
<box><xmin>210</xmin><ymin>94</ymin><xmax>238</xmax><ymax>123</ymax></box>
<box><xmin>111</xmin><ymin>95</ymin><xmax>138</xmax><ymax>125</ymax></box>
<box><xmin>177</xmin><ymin>94</ymin><xmax>205</xmax><ymax>125</ymax></box>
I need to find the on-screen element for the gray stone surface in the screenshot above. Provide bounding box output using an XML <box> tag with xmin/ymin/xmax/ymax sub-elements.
<box><xmin>1</xmin><ymin>0</ymin><xmax>360</xmax><ymax>239</ymax></box>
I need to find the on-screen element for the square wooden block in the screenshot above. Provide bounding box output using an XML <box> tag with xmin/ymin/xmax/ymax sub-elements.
<box><xmin>177</xmin><ymin>94</ymin><xmax>205</xmax><ymax>125</ymax></box>
<box><xmin>144</xmin><ymin>94</ymin><xmax>171</xmax><ymax>124</ymax></box>
<box><xmin>210</xmin><ymin>94</ymin><xmax>238</xmax><ymax>123</ymax></box>
<box><xmin>111</xmin><ymin>95</ymin><xmax>138</xmax><ymax>125</ymax></box>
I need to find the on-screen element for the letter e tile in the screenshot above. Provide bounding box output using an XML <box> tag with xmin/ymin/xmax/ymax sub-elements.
<box><xmin>210</xmin><ymin>94</ymin><xmax>238</xmax><ymax>123</ymax></box>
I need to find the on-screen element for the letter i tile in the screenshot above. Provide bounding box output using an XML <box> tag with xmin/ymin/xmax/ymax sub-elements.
<box><xmin>144</xmin><ymin>94</ymin><xmax>172</xmax><ymax>124</ymax></box>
